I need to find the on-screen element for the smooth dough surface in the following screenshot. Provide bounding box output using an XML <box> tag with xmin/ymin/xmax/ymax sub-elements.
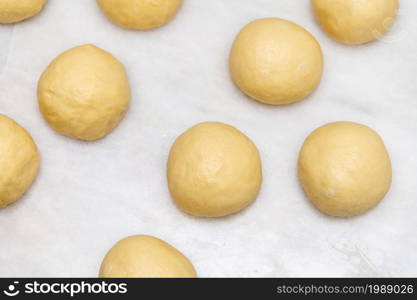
<box><xmin>99</xmin><ymin>235</ymin><xmax>197</xmax><ymax>278</ymax></box>
<box><xmin>96</xmin><ymin>0</ymin><xmax>182</xmax><ymax>30</ymax></box>
<box><xmin>38</xmin><ymin>44</ymin><xmax>130</xmax><ymax>141</ymax></box>
<box><xmin>312</xmin><ymin>0</ymin><xmax>399</xmax><ymax>44</ymax></box>
<box><xmin>230</xmin><ymin>18</ymin><xmax>323</xmax><ymax>105</ymax></box>
<box><xmin>298</xmin><ymin>121</ymin><xmax>392</xmax><ymax>217</ymax></box>
<box><xmin>0</xmin><ymin>0</ymin><xmax>47</xmax><ymax>23</ymax></box>
<box><xmin>167</xmin><ymin>122</ymin><xmax>262</xmax><ymax>217</ymax></box>
<box><xmin>0</xmin><ymin>115</ymin><xmax>40</xmax><ymax>208</ymax></box>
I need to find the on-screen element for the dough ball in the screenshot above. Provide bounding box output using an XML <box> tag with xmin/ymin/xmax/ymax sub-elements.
<box><xmin>298</xmin><ymin>121</ymin><xmax>392</xmax><ymax>217</ymax></box>
<box><xmin>96</xmin><ymin>0</ymin><xmax>182</xmax><ymax>30</ymax></box>
<box><xmin>167</xmin><ymin>122</ymin><xmax>262</xmax><ymax>217</ymax></box>
<box><xmin>230</xmin><ymin>18</ymin><xmax>323</xmax><ymax>105</ymax></box>
<box><xmin>312</xmin><ymin>0</ymin><xmax>399</xmax><ymax>44</ymax></box>
<box><xmin>99</xmin><ymin>235</ymin><xmax>197</xmax><ymax>278</ymax></box>
<box><xmin>0</xmin><ymin>0</ymin><xmax>47</xmax><ymax>23</ymax></box>
<box><xmin>0</xmin><ymin>115</ymin><xmax>40</xmax><ymax>208</ymax></box>
<box><xmin>38</xmin><ymin>44</ymin><xmax>130</xmax><ymax>141</ymax></box>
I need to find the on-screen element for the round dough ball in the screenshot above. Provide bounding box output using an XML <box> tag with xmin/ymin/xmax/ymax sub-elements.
<box><xmin>0</xmin><ymin>0</ymin><xmax>47</xmax><ymax>23</ymax></box>
<box><xmin>0</xmin><ymin>114</ymin><xmax>40</xmax><ymax>208</ymax></box>
<box><xmin>167</xmin><ymin>122</ymin><xmax>262</xmax><ymax>217</ymax></box>
<box><xmin>312</xmin><ymin>0</ymin><xmax>399</xmax><ymax>44</ymax></box>
<box><xmin>38</xmin><ymin>44</ymin><xmax>130</xmax><ymax>141</ymax></box>
<box><xmin>298</xmin><ymin>121</ymin><xmax>392</xmax><ymax>217</ymax></box>
<box><xmin>96</xmin><ymin>0</ymin><xmax>182</xmax><ymax>30</ymax></box>
<box><xmin>99</xmin><ymin>235</ymin><xmax>197</xmax><ymax>278</ymax></box>
<box><xmin>230</xmin><ymin>18</ymin><xmax>323</xmax><ymax>105</ymax></box>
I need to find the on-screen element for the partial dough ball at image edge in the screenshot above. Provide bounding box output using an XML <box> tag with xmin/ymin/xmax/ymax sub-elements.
<box><xmin>0</xmin><ymin>115</ymin><xmax>40</xmax><ymax>208</ymax></box>
<box><xmin>230</xmin><ymin>18</ymin><xmax>323</xmax><ymax>105</ymax></box>
<box><xmin>312</xmin><ymin>0</ymin><xmax>400</xmax><ymax>45</ymax></box>
<box><xmin>99</xmin><ymin>235</ymin><xmax>197</xmax><ymax>278</ymax></box>
<box><xmin>38</xmin><ymin>44</ymin><xmax>130</xmax><ymax>141</ymax></box>
<box><xmin>167</xmin><ymin>122</ymin><xmax>263</xmax><ymax>217</ymax></box>
<box><xmin>0</xmin><ymin>0</ymin><xmax>47</xmax><ymax>23</ymax></box>
<box><xmin>298</xmin><ymin>122</ymin><xmax>392</xmax><ymax>217</ymax></box>
<box><xmin>96</xmin><ymin>0</ymin><xmax>183</xmax><ymax>30</ymax></box>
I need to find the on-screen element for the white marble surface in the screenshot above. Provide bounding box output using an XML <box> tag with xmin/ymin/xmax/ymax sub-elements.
<box><xmin>0</xmin><ymin>0</ymin><xmax>416</xmax><ymax>277</ymax></box>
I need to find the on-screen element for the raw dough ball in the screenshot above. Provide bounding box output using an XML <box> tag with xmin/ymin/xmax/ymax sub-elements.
<box><xmin>38</xmin><ymin>44</ymin><xmax>130</xmax><ymax>141</ymax></box>
<box><xmin>298</xmin><ymin>121</ymin><xmax>392</xmax><ymax>217</ymax></box>
<box><xmin>230</xmin><ymin>18</ymin><xmax>323</xmax><ymax>105</ymax></box>
<box><xmin>0</xmin><ymin>0</ymin><xmax>47</xmax><ymax>23</ymax></box>
<box><xmin>99</xmin><ymin>235</ymin><xmax>197</xmax><ymax>278</ymax></box>
<box><xmin>96</xmin><ymin>0</ymin><xmax>182</xmax><ymax>30</ymax></box>
<box><xmin>0</xmin><ymin>115</ymin><xmax>40</xmax><ymax>208</ymax></box>
<box><xmin>167</xmin><ymin>122</ymin><xmax>262</xmax><ymax>217</ymax></box>
<box><xmin>312</xmin><ymin>0</ymin><xmax>399</xmax><ymax>44</ymax></box>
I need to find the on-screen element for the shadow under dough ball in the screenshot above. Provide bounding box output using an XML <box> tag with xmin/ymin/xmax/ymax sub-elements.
<box><xmin>0</xmin><ymin>0</ymin><xmax>47</xmax><ymax>23</ymax></box>
<box><xmin>167</xmin><ymin>122</ymin><xmax>263</xmax><ymax>217</ymax></box>
<box><xmin>99</xmin><ymin>235</ymin><xmax>197</xmax><ymax>278</ymax></box>
<box><xmin>0</xmin><ymin>114</ymin><xmax>40</xmax><ymax>208</ymax></box>
<box><xmin>298</xmin><ymin>121</ymin><xmax>392</xmax><ymax>217</ymax></box>
<box><xmin>312</xmin><ymin>0</ymin><xmax>400</xmax><ymax>44</ymax></box>
<box><xmin>230</xmin><ymin>18</ymin><xmax>323</xmax><ymax>105</ymax></box>
<box><xmin>38</xmin><ymin>44</ymin><xmax>131</xmax><ymax>141</ymax></box>
<box><xmin>96</xmin><ymin>0</ymin><xmax>183</xmax><ymax>30</ymax></box>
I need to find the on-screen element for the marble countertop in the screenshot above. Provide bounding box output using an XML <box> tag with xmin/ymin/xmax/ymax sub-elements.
<box><xmin>0</xmin><ymin>0</ymin><xmax>416</xmax><ymax>277</ymax></box>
